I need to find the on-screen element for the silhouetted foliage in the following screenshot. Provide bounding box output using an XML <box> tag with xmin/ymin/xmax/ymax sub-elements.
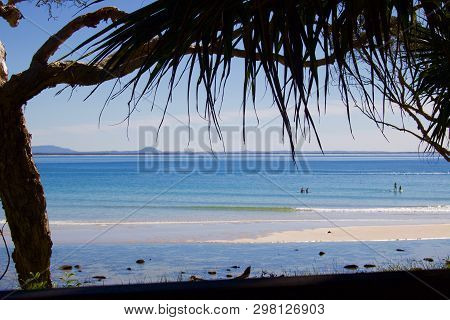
<box><xmin>70</xmin><ymin>0</ymin><xmax>449</xmax><ymax>159</ymax></box>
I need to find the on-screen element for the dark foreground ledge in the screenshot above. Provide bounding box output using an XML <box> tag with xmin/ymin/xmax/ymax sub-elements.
<box><xmin>1</xmin><ymin>270</ymin><xmax>449</xmax><ymax>300</ymax></box>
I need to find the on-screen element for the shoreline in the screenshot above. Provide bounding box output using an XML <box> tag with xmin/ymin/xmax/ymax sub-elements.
<box><xmin>3</xmin><ymin>222</ymin><xmax>449</xmax><ymax>244</ymax></box>
<box><xmin>211</xmin><ymin>224</ymin><xmax>450</xmax><ymax>244</ymax></box>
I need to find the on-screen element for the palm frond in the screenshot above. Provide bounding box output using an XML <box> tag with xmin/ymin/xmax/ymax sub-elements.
<box><xmin>410</xmin><ymin>14</ymin><xmax>450</xmax><ymax>151</ymax></box>
<box><xmin>68</xmin><ymin>0</ymin><xmax>450</xmax><ymax>157</ymax></box>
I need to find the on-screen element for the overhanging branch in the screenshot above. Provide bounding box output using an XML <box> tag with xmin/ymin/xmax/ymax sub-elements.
<box><xmin>0</xmin><ymin>1</ymin><xmax>22</xmax><ymax>27</ymax></box>
<box><xmin>3</xmin><ymin>4</ymin><xmax>448</xmax><ymax>161</ymax></box>
<box><xmin>31</xmin><ymin>6</ymin><xmax>126</xmax><ymax>66</ymax></box>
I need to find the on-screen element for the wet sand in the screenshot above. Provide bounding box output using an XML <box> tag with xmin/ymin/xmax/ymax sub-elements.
<box><xmin>2</xmin><ymin>221</ymin><xmax>449</xmax><ymax>244</ymax></box>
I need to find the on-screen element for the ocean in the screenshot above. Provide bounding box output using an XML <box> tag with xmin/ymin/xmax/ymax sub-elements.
<box><xmin>0</xmin><ymin>153</ymin><xmax>449</xmax><ymax>288</ymax></box>
<box><xmin>17</xmin><ymin>153</ymin><xmax>450</xmax><ymax>223</ymax></box>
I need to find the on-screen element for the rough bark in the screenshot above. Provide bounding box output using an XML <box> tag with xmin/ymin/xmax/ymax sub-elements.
<box><xmin>0</xmin><ymin>1</ymin><xmax>22</xmax><ymax>27</ymax></box>
<box><xmin>0</xmin><ymin>7</ymin><xmax>129</xmax><ymax>289</ymax></box>
<box><xmin>0</xmin><ymin>40</ymin><xmax>52</xmax><ymax>288</ymax></box>
<box><xmin>0</xmin><ymin>97</ymin><xmax>52</xmax><ymax>288</ymax></box>
<box><xmin>0</xmin><ymin>41</ymin><xmax>7</xmax><ymax>85</ymax></box>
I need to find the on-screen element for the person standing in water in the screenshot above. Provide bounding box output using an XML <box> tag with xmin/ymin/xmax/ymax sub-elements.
<box><xmin>399</xmin><ymin>185</ymin><xmax>403</xmax><ymax>193</ymax></box>
<box><xmin>394</xmin><ymin>182</ymin><xmax>397</xmax><ymax>191</ymax></box>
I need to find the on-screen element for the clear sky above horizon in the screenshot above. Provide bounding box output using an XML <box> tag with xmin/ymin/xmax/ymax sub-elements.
<box><xmin>1</xmin><ymin>0</ymin><xmax>422</xmax><ymax>153</ymax></box>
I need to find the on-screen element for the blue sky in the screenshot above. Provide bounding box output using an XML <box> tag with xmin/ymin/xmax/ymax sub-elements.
<box><xmin>1</xmin><ymin>0</ymin><xmax>421</xmax><ymax>152</ymax></box>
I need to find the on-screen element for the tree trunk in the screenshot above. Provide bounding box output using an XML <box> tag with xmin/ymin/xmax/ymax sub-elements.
<box><xmin>0</xmin><ymin>98</ymin><xmax>52</xmax><ymax>289</ymax></box>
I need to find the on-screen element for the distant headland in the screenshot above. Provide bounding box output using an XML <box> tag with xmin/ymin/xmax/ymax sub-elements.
<box><xmin>32</xmin><ymin>145</ymin><xmax>420</xmax><ymax>156</ymax></box>
<box><xmin>32</xmin><ymin>145</ymin><xmax>159</xmax><ymax>155</ymax></box>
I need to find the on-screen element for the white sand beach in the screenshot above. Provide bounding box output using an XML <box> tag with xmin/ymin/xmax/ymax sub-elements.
<box><xmin>213</xmin><ymin>224</ymin><xmax>450</xmax><ymax>243</ymax></box>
